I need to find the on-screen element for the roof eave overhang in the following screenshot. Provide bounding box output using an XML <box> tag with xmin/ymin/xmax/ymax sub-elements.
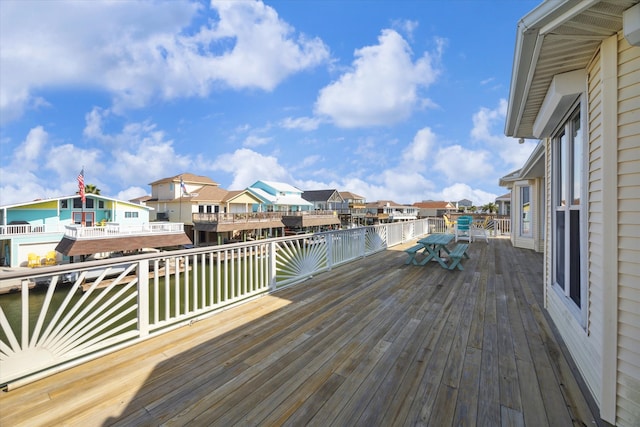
<box><xmin>505</xmin><ymin>0</ymin><xmax>605</xmax><ymax>138</ymax></box>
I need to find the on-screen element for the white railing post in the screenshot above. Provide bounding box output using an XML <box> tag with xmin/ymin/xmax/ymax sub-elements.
<box><xmin>21</xmin><ymin>279</ymin><xmax>29</xmax><ymax>349</ymax></box>
<box><xmin>269</xmin><ymin>241</ymin><xmax>277</xmax><ymax>291</ymax></box>
<box><xmin>326</xmin><ymin>234</ymin><xmax>333</xmax><ymax>271</ymax></box>
<box><xmin>137</xmin><ymin>259</ymin><xmax>149</xmax><ymax>337</ymax></box>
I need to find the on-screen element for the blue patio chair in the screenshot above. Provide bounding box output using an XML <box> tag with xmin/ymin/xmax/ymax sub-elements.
<box><xmin>455</xmin><ymin>216</ymin><xmax>472</xmax><ymax>242</ymax></box>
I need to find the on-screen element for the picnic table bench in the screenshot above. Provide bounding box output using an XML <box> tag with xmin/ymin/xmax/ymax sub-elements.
<box><xmin>404</xmin><ymin>235</ymin><xmax>470</xmax><ymax>271</ymax></box>
<box><xmin>447</xmin><ymin>243</ymin><xmax>470</xmax><ymax>271</ymax></box>
<box><xmin>404</xmin><ymin>244</ymin><xmax>426</xmax><ymax>265</ymax></box>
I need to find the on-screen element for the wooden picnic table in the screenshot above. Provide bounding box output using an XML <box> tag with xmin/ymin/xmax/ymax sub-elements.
<box><xmin>417</xmin><ymin>234</ymin><xmax>454</xmax><ymax>268</ymax></box>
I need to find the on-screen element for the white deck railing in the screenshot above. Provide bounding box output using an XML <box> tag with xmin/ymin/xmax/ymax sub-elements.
<box><xmin>0</xmin><ymin>224</ymin><xmax>63</xmax><ymax>235</ymax></box>
<box><xmin>0</xmin><ymin>222</ymin><xmax>185</xmax><ymax>238</ymax></box>
<box><xmin>0</xmin><ymin>217</ymin><xmax>509</xmax><ymax>389</ymax></box>
<box><xmin>62</xmin><ymin>222</ymin><xmax>184</xmax><ymax>239</ymax></box>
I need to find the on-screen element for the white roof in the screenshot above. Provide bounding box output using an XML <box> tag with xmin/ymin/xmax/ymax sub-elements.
<box><xmin>249</xmin><ymin>188</ymin><xmax>312</xmax><ymax>207</ymax></box>
<box><xmin>258</xmin><ymin>180</ymin><xmax>303</xmax><ymax>194</ymax></box>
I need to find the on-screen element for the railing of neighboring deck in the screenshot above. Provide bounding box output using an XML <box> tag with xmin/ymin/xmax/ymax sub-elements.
<box><xmin>0</xmin><ymin>217</ymin><xmax>510</xmax><ymax>389</ymax></box>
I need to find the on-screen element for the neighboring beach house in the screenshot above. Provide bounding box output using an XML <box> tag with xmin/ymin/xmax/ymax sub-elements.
<box><xmin>412</xmin><ymin>200</ymin><xmax>456</xmax><ymax>218</ymax></box>
<box><xmin>246</xmin><ymin>181</ymin><xmax>313</xmax><ymax>212</ymax></box>
<box><xmin>248</xmin><ymin>181</ymin><xmax>341</xmax><ymax>233</ymax></box>
<box><xmin>456</xmin><ymin>198</ymin><xmax>473</xmax><ymax>212</ymax></box>
<box><xmin>146</xmin><ymin>173</ymin><xmax>228</xmax><ymax>240</ymax></box>
<box><xmin>494</xmin><ymin>192</ymin><xmax>511</xmax><ymax>216</ymax></box>
<box><xmin>192</xmin><ymin>189</ymin><xmax>286</xmax><ymax>245</ymax></box>
<box><xmin>365</xmin><ymin>201</ymin><xmax>418</xmax><ymax>224</ymax></box>
<box><xmin>336</xmin><ymin>191</ymin><xmax>367</xmax><ymax>227</ymax></box>
<box><xmin>301</xmin><ymin>189</ymin><xmax>344</xmax><ymax>211</ymax></box>
<box><xmin>504</xmin><ymin>1</ymin><xmax>640</xmax><ymax>425</ymax></box>
<box><xmin>0</xmin><ymin>195</ymin><xmax>156</xmax><ymax>267</ymax></box>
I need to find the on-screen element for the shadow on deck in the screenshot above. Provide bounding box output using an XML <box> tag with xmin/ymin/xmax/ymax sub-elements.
<box><xmin>0</xmin><ymin>238</ymin><xmax>603</xmax><ymax>426</ymax></box>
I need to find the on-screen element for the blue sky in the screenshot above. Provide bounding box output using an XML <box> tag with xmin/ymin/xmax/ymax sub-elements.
<box><xmin>0</xmin><ymin>0</ymin><xmax>541</xmax><ymax>207</ymax></box>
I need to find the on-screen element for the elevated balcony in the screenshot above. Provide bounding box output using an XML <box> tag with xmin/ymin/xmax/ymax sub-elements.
<box><xmin>55</xmin><ymin>222</ymin><xmax>191</xmax><ymax>256</ymax></box>
<box><xmin>192</xmin><ymin>212</ymin><xmax>286</xmax><ymax>232</ymax></box>
<box><xmin>62</xmin><ymin>222</ymin><xmax>185</xmax><ymax>239</ymax></box>
<box><xmin>192</xmin><ymin>211</ymin><xmax>341</xmax><ymax>232</ymax></box>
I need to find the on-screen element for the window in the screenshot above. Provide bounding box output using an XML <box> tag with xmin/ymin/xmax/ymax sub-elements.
<box><xmin>552</xmin><ymin>106</ymin><xmax>585</xmax><ymax>321</ymax></box>
<box><xmin>98</xmin><ymin>200</ymin><xmax>105</xmax><ymax>209</ymax></box>
<box><xmin>198</xmin><ymin>205</ymin><xmax>214</xmax><ymax>213</ymax></box>
<box><xmin>73</xmin><ymin>197</ymin><xmax>83</xmax><ymax>209</ymax></box>
<box><xmin>85</xmin><ymin>198</ymin><xmax>94</xmax><ymax>209</ymax></box>
<box><xmin>520</xmin><ymin>186</ymin><xmax>531</xmax><ymax>237</ymax></box>
<box><xmin>60</xmin><ymin>199</ymin><xmax>68</xmax><ymax>209</ymax></box>
<box><xmin>124</xmin><ymin>211</ymin><xmax>139</xmax><ymax>218</ymax></box>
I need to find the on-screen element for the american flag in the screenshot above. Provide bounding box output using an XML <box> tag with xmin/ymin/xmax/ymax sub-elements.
<box><xmin>180</xmin><ymin>177</ymin><xmax>187</xmax><ymax>195</ymax></box>
<box><xmin>78</xmin><ymin>168</ymin><xmax>85</xmax><ymax>203</ymax></box>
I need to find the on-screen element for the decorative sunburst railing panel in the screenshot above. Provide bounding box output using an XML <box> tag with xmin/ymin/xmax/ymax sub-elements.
<box><xmin>365</xmin><ymin>226</ymin><xmax>387</xmax><ymax>255</ymax></box>
<box><xmin>274</xmin><ymin>236</ymin><xmax>328</xmax><ymax>288</ymax></box>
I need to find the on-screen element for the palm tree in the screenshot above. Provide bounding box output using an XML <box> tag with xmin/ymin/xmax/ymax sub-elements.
<box><xmin>84</xmin><ymin>184</ymin><xmax>101</xmax><ymax>195</ymax></box>
<box><xmin>482</xmin><ymin>202</ymin><xmax>497</xmax><ymax>214</ymax></box>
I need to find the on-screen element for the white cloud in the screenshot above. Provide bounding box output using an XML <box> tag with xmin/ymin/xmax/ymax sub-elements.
<box><xmin>0</xmin><ymin>126</ymin><xmax>95</xmax><ymax>204</ymax></box>
<box><xmin>433</xmin><ymin>144</ymin><xmax>495</xmax><ymax>182</ymax></box>
<box><xmin>0</xmin><ymin>0</ymin><xmax>330</xmax><ymax>121</ymax></box>
<box><xmin>44</xmin><ymin>144</ymin><xmax>104</xmax><ymax>187</ymax></box>
<box><xmin>439</xmin><ymin>183</ymin><xmax>497</xmax><ymax>206</ymax></box>
<box><xmin>243</xmin><ymin>135</ymin><xmax>272</xmax><ymax>147</ymax></box>
<box><xmin>115</xmin><ymin>186</ymin><xmax>149</xmax><ymax>201</ymax></box>
<box><xmin>82</xmin><ymin>108</ymin><xmax>191</xmax><ymax>187</ymax></box>
<box><xmin>401</xmin><ymin>127</ymin><xmax>436</xmax><ymax>171</ymax></box>
<box><xmin>14</xmin><ymin>126</ymin><xmax>48</xmax><ymax>165</ymax></box>
<box><xmin>314</xmin><ymin>29</ymin><xmax>441</xmax><ymax>128</ymax></box>
<box><xmin>211</xmin><ymin>148</ymin><xmax>292</xmax><ymax>190</ymax></box>
<box><xmin>471</xmin><ymin>99</ymin><xmax>537</xmax><ymax>167</ymax></box>
<box><xmin>280</xmin><ymin>116</ymin><xmax>322</xmax><ymax>131</ymax></box>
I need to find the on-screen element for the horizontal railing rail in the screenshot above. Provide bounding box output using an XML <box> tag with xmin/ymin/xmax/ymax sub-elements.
<box><xmin>0</xmin><ymin>217</ymin><xmax>509</xmax><ymax>389</ymax></box>
<box><xmin>0</xmin><ymin>224</ymin><xmax>64</xmax><ymax>235</ymax></box>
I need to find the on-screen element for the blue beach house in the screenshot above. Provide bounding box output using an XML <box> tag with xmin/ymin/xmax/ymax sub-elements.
<box><xmin>0</xmin><ymin>194</ymin><xmax>154</xmax><ymax>267</ymax></box>
<box><xmin>247</xmin><ymin>181</ymin><xmax>313</xmax><ymax>213</ymax></box>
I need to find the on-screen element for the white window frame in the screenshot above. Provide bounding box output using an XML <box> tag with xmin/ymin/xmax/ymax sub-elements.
<box><xmin>551</xmin><ymin>101</ymin><xmax>588</xmax><ymax>327</ymax></box>
<box><xmin>519</xmin><ymin>185</ymin><xmax>532</xmax><ymax>237</ymax></box>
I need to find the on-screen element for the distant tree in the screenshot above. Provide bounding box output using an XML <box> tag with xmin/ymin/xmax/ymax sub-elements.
<box><xmin>482</xmin><ymin>202</ymin><xmax>497</xmax><ymax>214</ymax></box>
<box><xmin>469</xmin><ymin>206</ymin><xmax>477</xmax><ymax>212</ymax></box>
<box><xmin>85</xmin><ymin>184</ymin><xmax>101</xmax><ymax>195</ymax></box>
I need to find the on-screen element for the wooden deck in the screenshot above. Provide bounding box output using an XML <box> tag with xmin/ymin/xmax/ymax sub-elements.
<box><xmin>0</xmin><ymin>238</ymin><xmax>603</xmax><ymax>426</ymax></box>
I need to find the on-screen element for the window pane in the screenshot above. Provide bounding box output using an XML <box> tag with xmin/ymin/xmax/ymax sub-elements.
<box><xmin>555</xmin><ymin>211</ymin><xmax>565</xmax><ymax>288</ymax></box>
<box><xmin>73</xmin><ymin>198</ymin><xmax>82</xmax><ymax>209</ymax></box>
<box><xmin>570</xmin><ymin>209</ymin><xmax>581</xmax><ymax>307</ymax></box>
<box><xmin>86</xmin><ymin>198</ymin><xmax>94</xmax><ymax>209</ymax></box>
<box><xmin>571</xmin><ymin>114</ymin><xmax>582</xmax><ymax>205</ymax></box>
<box><xmin>558</xmin><ymin>131</ymin><xmax>566</xmax><ymax>206</ymax></box>
<box><xmin>521</xmin><ymin>186</ymin><xmax>531</xmax><ymax>236</ymax></box>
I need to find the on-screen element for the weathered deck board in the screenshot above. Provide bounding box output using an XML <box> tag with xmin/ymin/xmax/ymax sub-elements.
<box><xmin>0</xmin><ymin>238</ymin><xmax>604</xmax><ymax>426</ymax></box>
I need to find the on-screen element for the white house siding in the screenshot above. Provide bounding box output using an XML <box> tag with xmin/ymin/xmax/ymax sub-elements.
<box><xmin>615</xmin><ymin>32</ymin><xmax>640</xmax><ymax>427</ymax></box>
<box><xmin>546</xmin><ymin>45</ymin><xmax>607</xmax><ymax>411</ymax></box>
<box><xmin>587</xmin><ymin>44</ymin><xmax>612</xmax><ymax>418</ymax></box>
